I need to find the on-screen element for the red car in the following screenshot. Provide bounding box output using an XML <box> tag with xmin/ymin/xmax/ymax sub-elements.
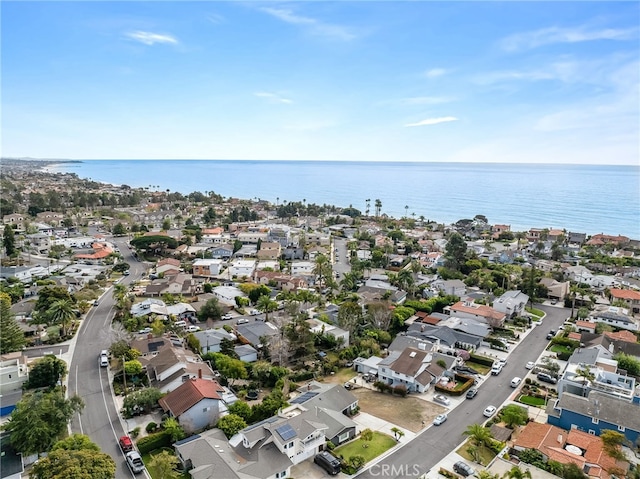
<box><xmin>119</xmin><ymin>436</ymin><xmax>133</xmax><ymax>453</ymax></box>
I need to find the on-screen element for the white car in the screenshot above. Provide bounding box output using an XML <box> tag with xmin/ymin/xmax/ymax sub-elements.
<box><xmin>433</xmin><ymin>413</ymin><xmax>447</xmax><ymax>426</ymax></box>
<box><xmin>510</xmin><ymin>377</ymin><xmax>522</xmax><ymax>388</ymax></box>
<box><xmin>186</xmin><ymin>325</ymin><xmax>201</xmax><ymax>332</ymax></box>
<box><xmin>525</xmin><ymin>361</ymin><xmax>535</xmax><ymax>370</ymax></box>
<box><xmin>433</xmin><ymin>394</ymin><xmax>451</xmax><ymax>406</ymax></box>
<box><xmin>483</xmin><ymin>405</ymin><xmax>497</xmax><ymax>417</ymax></box>
<box><xmin>249</xmin><ymin>309</ymin><xmax>261</xmax><ymax>316</ymax></box>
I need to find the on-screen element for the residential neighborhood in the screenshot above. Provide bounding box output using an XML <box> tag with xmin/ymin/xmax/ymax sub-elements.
<box><xmin>1</xmin><ymin>163</ymin><xmax>640</xmax><ymax>479</ymax></box>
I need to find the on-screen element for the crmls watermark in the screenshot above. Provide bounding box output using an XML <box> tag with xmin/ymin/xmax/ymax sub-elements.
<box><xmin>369</xmin><ymin>464</ymin><xmax>423</xmax><ymax>477</ymax></box>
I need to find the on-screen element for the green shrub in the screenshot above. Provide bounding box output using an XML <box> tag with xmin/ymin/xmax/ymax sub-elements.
<box><xmin>393</xmin><ymin>384</ymin><xmax>408</xmax><ymax>397</ymax></box>
<box><xmin>137</xmin><ymin>431</ymin><xmax>171</xmax><ymax>455</ymax></box>
<box><xmin>146</xmin><ymin>422</ymin><xmax>157</xmax><ymax>433</ymax></box>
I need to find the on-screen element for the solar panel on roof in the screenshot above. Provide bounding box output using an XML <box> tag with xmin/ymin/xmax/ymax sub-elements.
<box><xmin>290</xmin><ymin>391</ymin><xmax>318</xmax><ymax>404</ymax></box>
<box><xmin>148</xmin><ymin>341</ymin><xmax>165</xmax><ymax>352</ymax></box>
<box><xmin>275</xmin><ymin>424</ymin><xmax>297</xmax><ymax>441</ymax></box>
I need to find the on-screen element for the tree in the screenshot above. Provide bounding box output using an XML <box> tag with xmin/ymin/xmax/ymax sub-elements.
<box><xmin>217</xmin><ymin>414</ymin><xmax>247</xmax><ymax>438</ymax></box>
<box><xmin>5</xmin><ymin>388</ymin><xmax>84</xmax><ymax>456</ymax></box>
<box><xmin>562</xmin><ymin>462</ymin><xmax>588</xmax><ymax>479</ymax></box>
<box><xmin>500</xmin><ymin>405</ymin><xmax>529</xmax><ymax>428</ymax></box>
<box><xmin>47</xmin><ymin>299</ymin><xmax>76</xmax><ymax>337</ymax></box>
<box><xmin>541</xmin><ymin>356</ymin><xmax>560</xmax><ymax>376</ymax></box>
<box><xmin>112</xmin><ymin>222</ymin><xmax>127</xmax><ymax>236</ymax></box>
<box><xmin>162</xmin><ymin>417</ymin><xmax>186</xmax><ymax>442</ymax></box>
<box><xmin>0</xmin><ymin>292</ymin><xmax>26</xmax><ymax>353</ymax></box>
<box><xmin>445</xmin><ymin>233</ymin><xmax>468</xmax><ymax>271</ymax></box>
<box><xmin>197</xmin><ymin>297</ymin><xmax>222</xmax><ymax>322</ymax></box>
<box><xmin>613</xmin><ymin>352</ymin><xmax>640</xmax><ymax>376</ymax></box>
<box><xmin>600</xmin><ymin>429</ymin><xmax>627</xmax><ymax>461</ymax></box>
<box><xmin>477</xmin><ymin>472</ymin><xmax>500</xmax><ymax>479</ymax></box>
<box><xmin>228</xmin><ymin>401</ymin><xmax>252</xmax><ymax>422</ymax></box>
<box><xmin>30</xmin><ymin>449</ymin><xmax>116</xmax><ymax>479</ymax></box>
<box><xmin>390</xmin><ymin>427</ymin><xmax>405</xmax><ymax>442</ymax></box>
<box><xmin>337</xmin><ymin>301</ymin><xmax>363</xmax><ymax>336</ymax></box>
<box><xmin>574</xmin><ymin>365</ymin><xmax>595</xmax><ymax>397</ymax></box>
<box><xmin>52</xmin><ymin>434</ymin><xmax>99</xmax><ymax>452</ymax></box>
<box><xmin>121</xmin><ymin>387</ymin><xmax>163</xmax><ymax>418</ymax></box>
<box><xmin>502</xmin><ymin>466</ymin><xmax>532</xmax><ymax>479</ymax></box>
<box><xmin>26</xmin><ymin>354</ymin><xmax>67</xmax><ymax>389</ymax></box>
<box><xmin>216</xmin><ymin>355</ymin><xmax>248</xmax><ymax>386</ymax></box>
<box><xmin>463</xmin><ymin>423</ymin><xmax>493</xmax><ymax>449</ymax></box>
<box><xmin>148</xmin><ymin>450</ymin><xmax>181</xmax><ymax>479</ymax></box>
<box><xmin>374</xmin><ymin>199</ymin><xmax>382</xmax><ymax>217</ymax></box>
<box><xmin>124</xmin><ymin>359</ymin><xmax>143</xmax><ymax>376</ymax></box>
<box><xmin>360</xmin><ymin>428</ymin><xmax>373</xmax><ymax>448</ymax></box>
<box><xmin>256</xmin><ymin>295</ymin><xmax>278</xmax><ymax>321</ymax></box>
<box><xmin>3</xmin><ymin>224</ymin><xmax>16</xmax><ymax>256</ymax></box>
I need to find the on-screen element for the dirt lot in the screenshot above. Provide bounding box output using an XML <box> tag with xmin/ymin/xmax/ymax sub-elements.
<box><xmin>351</xmin><ymin>388</ymin><xmax>446</xmax><ymax>433</ymax></box>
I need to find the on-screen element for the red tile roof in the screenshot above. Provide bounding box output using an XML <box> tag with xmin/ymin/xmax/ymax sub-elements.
<box><xmin>604</xmin><ymin>330</ymin><xmax>638</xmax><ymax>343</ymax></box>
<box><xmin>610</xmin><ymin>289</ymin><xmax>640</xmax><ymax>301</ymax></box>
<box><xmin>158</xmin><ymin>378</ymin><xmax>223</xmax><ymax>417</ymax></box>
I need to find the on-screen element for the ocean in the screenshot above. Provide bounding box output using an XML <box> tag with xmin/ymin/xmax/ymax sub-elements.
<box><xmin>45</xmin><ymin>160</ymin><xmax>640</xmax><ymax>239</ymax></box>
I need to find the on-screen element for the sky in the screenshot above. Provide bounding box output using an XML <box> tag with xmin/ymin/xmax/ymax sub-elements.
<box><xmin>1</xmin><ymin>1</ymin><xmax>639</xmax><ymax>165</ymax></box>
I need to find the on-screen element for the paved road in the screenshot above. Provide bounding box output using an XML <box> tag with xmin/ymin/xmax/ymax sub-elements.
<box><xmin>333</xmin><ymin>237</ymin><xmax>350</xmax><ymax>279</ymax></box>
<box><xmin>68</xmin><ymin>236</ymin><xmax>149</xmax><ymax>479</ymax></box>
<box><xmin>355</xmin><ymin>304</ymin><xmax>570</xmax><ymax>479</ymax></box>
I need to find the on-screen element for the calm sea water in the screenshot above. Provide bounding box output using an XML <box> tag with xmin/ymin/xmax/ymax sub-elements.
<box><xmin>46</xmin><ymin>160</ymin><xmax>640</xmax><ymax>239</ymax></box>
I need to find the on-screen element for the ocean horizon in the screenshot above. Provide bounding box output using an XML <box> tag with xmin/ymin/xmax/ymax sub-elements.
<box><xmin>44</xmin><ymin>160</ymin><xmax>640</xmax><ymax>239</ymax></box>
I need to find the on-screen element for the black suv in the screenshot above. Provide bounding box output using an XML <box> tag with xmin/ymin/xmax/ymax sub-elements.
<box><xmin>453</xmin><ymin>461</ymin><xmax>476</xmax><ymax>477</ymax></box>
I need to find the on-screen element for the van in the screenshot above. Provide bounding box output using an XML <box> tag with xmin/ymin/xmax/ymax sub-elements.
<box><xmin>174</xmin><ymin>320</ymin><xmax>187</xmax><ymax>328</ymax></box>
<box><xmin>314</xmin><ymin>451</ymin><xmax>341</xmax><ymax>475</ymax></box>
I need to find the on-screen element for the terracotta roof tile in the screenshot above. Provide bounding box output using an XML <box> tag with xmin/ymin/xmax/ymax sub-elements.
<box><xmin>158</xmin><ymin>378</ymin><xmax>223</xmax><ymax>417</ymax></box>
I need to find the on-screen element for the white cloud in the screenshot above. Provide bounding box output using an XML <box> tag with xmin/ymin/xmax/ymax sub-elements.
<box><xmin>125</xmin><ymin>31</ymin><xmax>178</xmax><ymax>46</ymax></box>
<box><xmin>254</xmin><ymin>92</ymin><xmax>293</xmax><ymax>104</ymax></box>
<box><xmin>206</xmin><ymin>13</ymin><xmax>225</xmax><ymax>25</ymax></box>
<box><xmin>425</xmin><ymin>68</ymin><xmax>447</xmax><ymax>78</ymax></box>
<box><xmin>501</xmin><ymin>26</ymin><xmax>637</xmax><ymax>51</ymax></box>
<box><xmin>260</xmin><ymin>7</ymin><xmax>355</xmax><ymax>41</ymax></box>
<box><xmin>404</xmin><ymin>116</ymin><xmax>458</xmax><ymax>127</ymax></box>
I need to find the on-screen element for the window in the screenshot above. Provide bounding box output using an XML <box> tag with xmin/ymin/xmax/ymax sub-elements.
<box><xmin>276</xmin><ymin>471</ymin><xmax>287</xmax><ymax>479</ymax></box>
<box><xmin>339</xmin><ymin>432</ymin><xmax>350</xmax><ymax>443</ymax></box>
<box><xmin>618</xmin><ymin>425</ymin><xmax>626</xmax><ymax>432</ymax></box>
<box><xmin>203</xmin><ymin>407</ymin><xmax>210</xmax><ymax>412</ymax></box>
<box><xmin>588</xmin><ymin>430</ymin><xmax>595</xmax><ymax>435</ymax></box>
<box><xmin>592</xmin><ymin>418</ymin><xmax>599</xmax><ymax>424</ymax></box>
<box><xmin>286</xmin><ymin>441</ymin><xmax>294</xmax><ymax>449</ymax></box>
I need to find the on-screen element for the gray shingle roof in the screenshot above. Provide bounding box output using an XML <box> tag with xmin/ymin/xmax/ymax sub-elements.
<box><xmin>556</xmin><ymin>391</ymin><xmax>640</xmax><ymax>433</ymax></box>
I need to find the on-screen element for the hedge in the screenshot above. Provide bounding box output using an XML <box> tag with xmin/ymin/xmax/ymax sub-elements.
<box><xmin>137</xmin><ymin>431</ymin><xmax>172</xmax><ymax>455</ymax></box>
<box><xmin>289</xmin><ymin>371</ymin><xmax>315</xmax><ymax>382</ymax></box>
<box><xmin>469</xmin><ymin>353</ymin><xmax>495</xmax><ymax>367</ymax></box>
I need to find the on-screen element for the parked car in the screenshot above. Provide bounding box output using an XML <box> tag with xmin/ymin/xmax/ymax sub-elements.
<box><xmin>138</xmin><ymin>327</ymin><xmax>152</xmax><ymax>335</ymax></box>
<box><xmin>119</xmin><ymin>435</ymin><xmax>133</xmax><ymax>453</ymax></box>
<box><xmin>249</xmin><ymin>309</ymin><xmax>261</xmax><ymax>316</ymax></box>
<box><xmin>221</xmin><ymin>313</ymin><xmax>233</xmax><ymax>320</ymax></box>
<box><xmin>537</xmin><ymin>372</ymin><xmax>558</xmax><ymax>384</ymax></box>
<box><xmin>433</xmin><ymin>413</ymin><xmax>447</xmax><ymax>426</ymax></box>
<box><xmin>491</xmin><ymin>363</ymin><xmax>503</xmax><ymax>375</ymax></box>
<box><xmin>186</xmin><ymin>325</ymin><xmax>201</xmax><ymax>332</ymax></box>
<box><xmin>483</xmin><ymin>405</ymin><xmax>497</xmax><ymax>417</ymax></box>
<box><xmin>525</xmin><ymin>361</ymin><xmax>535</xmax><ymax>370</ymax></box>
<box><xmin>125</xmin><ymin>451</ymin><xmax>145</xmax><ymax>474</ymax></box>
<box><xmin>237</xmin><ymin>318</ymin><xmax>249</xmax><ymax>325</ymax></box>
<box><xmin>93</xmin><ymin>300</ymin><xmax>99</xmax><ymax>306</ymax></box>
<box><xmin>546</xmin><ymin>333</ymin><xmax>554</xmax><ymax>340</ymax></box>
<box><xmin>510</xmin><ymin>377</ymin><xmax>522</xmax><ymax>388</ymax></box>
<box><xmin>433</xmin><ymin>394</ymin><xmax>451</xmax><ymax>406</ymax></box>
<box><xmin>314</xmin><ymin>451</ymin><xmax>341</xmax><ymax>476</ymax></box>
<box><xmin>453</xmin><ymin>461</ymin><xmax>476</xmax><ymax>477</ymax></box>
<box><xmin>465</xmin><ymin>388</ymin><xmax>478</xmax><ymax>399</ymax></box>
<box><xmin>99</xmin><ymin>350</ymin><xmax>109</xmax><ymax>368</ymax></box>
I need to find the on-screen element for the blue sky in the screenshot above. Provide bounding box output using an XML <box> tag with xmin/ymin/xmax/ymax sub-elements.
<box><xmin>2</xmin><ymin>1</ymin><xmax>638</xmax><ymax>164</ymax></box>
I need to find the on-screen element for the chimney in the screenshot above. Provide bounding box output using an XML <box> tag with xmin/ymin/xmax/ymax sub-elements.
<box><xmin>198</xmin><ymin>368</ymin><xmax>202</xmax><ymax>379</ymax></box>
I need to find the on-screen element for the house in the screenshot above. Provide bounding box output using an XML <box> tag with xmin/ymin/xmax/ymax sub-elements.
<box><xmin>547</xmin><ymin>391</ymin><xmax>640</xmax><ymax>453</ymax></box>
<box><xmin>492</xmin><ymin>290</ymin><xmax>529</xmax><ymax>318</ymax></box>
<box><xmin>235</xmin><ymin>322</ymin><xmax>279</xmax><ymax>349</ymax></box>
<box><xmin>192</xmin><ymin>259</ymin><xmax>224</xmax><ymax>277</ymax></box>
<box><xmin>228</xmin><ymin>259</ymin><xmax>257</xmax><ymax>278</ymax></box>
<box><xmin>193</xmin><ymin>329</ymin><xmax>237</xmax><ymax>355</ymax></box>
<box><xmin>608</xmin><ymin>289</ymin><xmax>640</xmax><ymax>314</ymax></box>
<box><xmin>158</xmin><ymin>378</ymin><xmax>225</xmax><ymax>434</ymax></box>
<box><xmin>387</xmin><ymin>335</ymin><xmax>436</xmax><ymax>354</ymax></box>
<box><xmin>431</xmin><ymin>279</ymin><xmax>467</xmax><ymax>297</ymax></box>
<box><xmin>207</xmin><ymin>244</ymin><xmax>234</xmax><ymax>259</ymax></box>
<box><xmin>237</xmin><ymin>231</ymin><xmax>269</xmax><ymax>244</ymax></box>
<box><xmin>446</xmin><ymin>300</ymin><xmax>506</xmax><ymax>328</ymax></box>
<box><xmin>539</xmin><ymin>278</ymin><xmax>570</xmax><ymax>301</ymax></box>
<box><xmin>407</xmin><ymin>323</ymin><xmax>484</xmax><ymax>353</ymax></box>
<box><xmin>377</xmin><ymin>347</ymin><xmax>445</xmax><ymax>393</ymax></box>
<box><xmin>0</xmin><ymin>352</ymin><xmax>29</xmax><ymax>417</ymax></box>
<box><xmin>307</xmin><ymin>319</ymin><xmax>349</xmax><ymax>348</ymax></box>
<box><xmin>586</xmin><ymin>234</ymin><xmax>630</xmax><ymax>247</ymax></box>
<box><xmin>156</xmin><ymin>258</ymin><xmax>181</xmax><ymax>275</ymax></box>
<box><xmin>130</xmin><ymin>298</ymin><xmax>169</xmax><ymax>321</ymax></box>
<box><xmin>174</xmin><ymin>426</ymin><xmax>293</xmax><ymax>479</ymax></box>
<box><xmin>353</xmin><ymin>356</ymin><xmax>384</xmax><ymax>376</ymax></box>
<box><xmin>256</xmin><ymin>242</ymin><xmax>282</xmax><ymax>260</ymax></box>
<box><xmin>513</xmin><ymin>421</ymin><xmax>629</xmax><ymax>479</ymax></box>
<box><xmin>591</xmin><ymin>307</ymin><xmax>638</xmax><ymax>331</ymax></box>
<box><xmin>234</xmin><ymin>344</ymin><xmax>258</xmax><ymax>363</ymax></box>
<box><xmin>2</xmin><ymin>213</ymin><xmax>27</xmax><ymax>231</ymax></box>
<box><xmin>130</xmin><ymin>335</ymin><xmax>174</xmax><ymax>359</ymax></box>
<box><xmin>0</xmin><ymin>432</ymin><xmax>23</xmax><ymax>479</ymax></box>
<box><xmin>145</xmin><ymin>347</ymin><xmax>215</xmax><ymax>393</ymax></box>
<box><xmin>290</xmin><ymin>261</ymin><xmax>314</xmax><ymax>276</ymax></box>
<box><xmin>211</xmin><ymin>285</ymin><xmax>245</xmax><ymax>306</ymax></box>
<box><xmin>36</xmin><ymin>211</ymin><xmax>64</xmax><ymax>227</ymax></box>
<box><xmin>574</xmin><ymin>320</ymin><xmax>597</xmax><ymax>334</ymax></box>
<box><xmin>145</xmin><ymin>273</ymin><xmax>198</xmax><ymax>297</ymax></box>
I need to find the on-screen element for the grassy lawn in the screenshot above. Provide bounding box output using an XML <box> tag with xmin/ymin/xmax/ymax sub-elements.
<box><xmin>142</xmin><ymin>449</ymin><xmax>190</xmax><ymax>479</ymax></box>
<box><xmin>518</xmin><ymin>395</ymin><xmax>546</xmax><ymax>407</ymax></box>
<box><xmin>334</xmin><ymin>431</ymin><xmax>397</xmax><ymax>463</ymax></box>
<box><xmin>465</xmin><ymin>361</ymin><xmax>491</xmax><ymax>375</ymax></box>
<box><xmin>325</xmin><ymin>367</ymin><xmax>358</xmax><ymax>385</ymax></box>
<box><xmin>456</xmin><ymin>439</ymin><xmax>497</xmax><ymax>466</ymax></box>
<box><xmin>549</xmin><ymin>344</ymin><xmax>573</xmax><ymax>355</ymax></box>
<box><xmin>526</xmin><ymin>306</ymin><xmax>544</xmax><ymax>318</ymax></box>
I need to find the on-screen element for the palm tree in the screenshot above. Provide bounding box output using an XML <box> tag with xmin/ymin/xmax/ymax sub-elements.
<box><xmin>256</xmin><ymin>295</ymin><xmax>278</xmax><ymax>322</ymax></box>
<box><xmin>47</xmin><ymin>299</ymin><xmax>76</xmax><ymax>337</ymax></box>
<box><xmin>502</xmin><ymin>466</ymin><xmax>532</xmax><ymax>479</ymax></box>
<box><xmin>477</xmin><ymin>472</ymin><xmax>500</xmax><ymax>479</ymax></box>
<box><xmin>375</xmin><ymin>199</ymin><xmax>382</xmax><ymax>217</ymax></box>
<box><xmin>574</xmin><ymin>365</ymin><xmax>595</xmax><ymax>397</ymax></box>
<box><xmin>365</xmin><ymin>198</ymin><xmax>371</xmax><ymax>217</ymax></box>
<box><xmin>112</xmin><ymin>284</ymin><xmax>128</xmax><ymax>309</ymax></box>
<box><xmin>312</xmin><ymin>254</ymin><xmax>331</xmax><ymax>289</ymax></box>
<box><xmin>463</xmin><ymin>423</ymin><xmax>493</xmax><ymax>449</ymax></box>
<box><xmin>404</xmin><ymin>205</ymin><xmax>409</xmax><ymax>218</ymax></box>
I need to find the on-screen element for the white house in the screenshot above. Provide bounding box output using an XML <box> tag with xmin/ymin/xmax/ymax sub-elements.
<box><xmin>192</xmin><ymin>259</ymin><xmax>224</xmax><ymax>277</ymax></box>
<box><xmin>0</xmin><ymin>352</ymin><xmax>29</xmax><ymax>417</ymax></box>
<box><xmin>193</xmin><ymin>329</ymin><xmax>237</xmax><ymax>355</ymax></box>
<box><xmin>159</xmin><ymin>378</ymin><xmax>225</xmax><ymax>434</ymax></box>
<box><xmin>145</xmin><ymin>347</ymin><xmax>215</xmax><ymax>393</ymax></box>
<box><xmin>591</xmin><ymin>307</ymin><xmax>638</xmax><ymax>332</ymax></box>
<box><xmin>228</xmin><ymin>259</ymin><xmax>257</xmax><ymax>278</ymax></box>
<box><xmin>492</xmin><ymin>290</ymin><xmax>529</xmax><ymax>318</ymax></box>
<box><xmin>377</xmin><ymin>347</ymin><xmax>445</xmax><ymax>393</ymax></box>
<box><xmin>212</xmin><ymin>285</ymin><xmax>245</xmax><ymax>306</ymax></box>
<box><xmin>307</xmin><ymin>319</ymin><xmax>349</xmax><ymax>348</ymax></box>
<box><xmin>290</xmin><ymin>261</ymin><xmax>315</xmax><ymax>276</ymax></box>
